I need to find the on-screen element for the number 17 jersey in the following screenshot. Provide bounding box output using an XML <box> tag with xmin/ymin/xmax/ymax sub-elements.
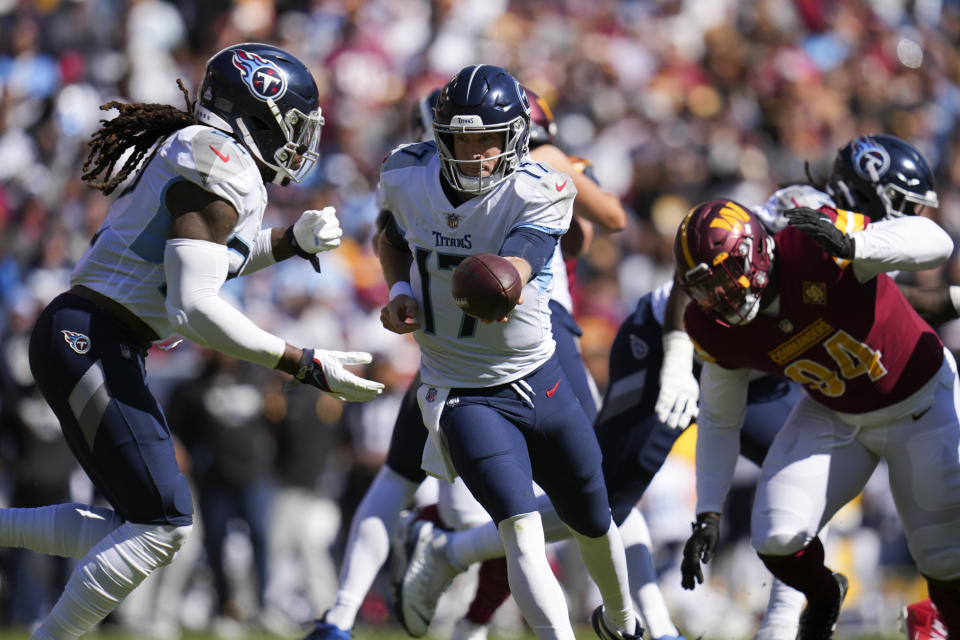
<box><xmin>377</xmin><ymin>142</ymin><xmax>576</xmax><ymax>388</ymax></box>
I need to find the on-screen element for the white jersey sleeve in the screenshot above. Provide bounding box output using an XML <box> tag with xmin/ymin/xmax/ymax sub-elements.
<box><xmin>71</xmin><ymin>125</ymin><xmax>268</xmax><ymax>341</ymax></box>
<box><xmin>694</xmin><ymin>361</ymin><xmax>751</xmax><ymax>514</ymax></box>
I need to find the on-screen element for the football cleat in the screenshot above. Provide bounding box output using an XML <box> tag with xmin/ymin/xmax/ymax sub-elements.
<box><xmin>797</xmin><ymin>572</ymin><xmax>849</xmax><ymax>640</ymax></box>
<box><xmin>300</xmin><ymin>613</ymin><xmax>352</xmax><ymax>640</ymax></box>
<box><xmin>591</xmin><ymin>605</ymin><xmax>644</xmax><ymax>640</ymax></box>
<box><xmin>451</xmin><ymin>617</ymin><xmax>490</xmax><ymax>640</ymax></box>
<box><xmin>392</xmin><ymin>518</ymin><xmax>462</xmax><ymax>637</ymax></box>
<box><xmin>901</xmin><ymin>599</ymin><xmax>948</xmax><ymax>640</ymax></box>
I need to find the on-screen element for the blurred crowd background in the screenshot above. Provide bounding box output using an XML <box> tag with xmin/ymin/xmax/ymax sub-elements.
<box><xmin>1</xmin><ymin>0</ymin><xmax>959</xmax><ymax>637</ymax></box>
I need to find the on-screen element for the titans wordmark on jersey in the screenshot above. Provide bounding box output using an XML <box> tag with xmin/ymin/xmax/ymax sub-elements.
<box><xmin>71</xmin><ymin>125</ymin><xmax>267</xmax><ymax>341</ymax></box>
<box><xmin>378</xmin><ymin>142</ymin><xmax>576</xmax><ymax>388</ymax></box>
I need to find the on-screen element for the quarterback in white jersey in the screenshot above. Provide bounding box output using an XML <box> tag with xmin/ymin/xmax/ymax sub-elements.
<box><xmin>379</xmin><ymin>65</ymin><xmax>639</xmax><ymax>640</ymax></box>
<box><xmin>378</xmin><ymin>144</ymin><xmax>569</xmax><ymax>387</ymax></box>
<box><xmin>15</xmin><ymin>43</ymin><xmax>381</xmax><ymax>639</ymax></box>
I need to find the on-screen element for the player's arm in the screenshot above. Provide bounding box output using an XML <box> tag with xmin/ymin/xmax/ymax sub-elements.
<box><xmin>500</xmin><ymin>225</ymin><xmax>559</xmax><ymax>284</ymax></box>
<box><xmin>530</xmin><ymin>144</ymin><xmax>626</xmax><ymax>232</ymax></box>
<box><xmin>897</xmin><ymin>282</ymin><xmax>960</xmax><ymax>326</ymax></box>
<box><xmin>654</xmin><ymin>277</ymin><xmax>699</xmax><ymax>429</ymax></box>
<box><xmin>680</xmin><ymin>360</ymin><xmax>749</xmax><ymax>590</ymax></box>
<box><xmin>164</xmin><ymin>181</ymin><xmax>383</xmax><ymax>401</ymax></box>
<box><xmin>785</xmin><ymin>207</ymin><xmax>953</xmax><ymax>281</ymax></box>
<box><xmin>378</xmin><ymin>211</ymin><xmax>420</xmax><ymax>334</ymax></box>
<box><xmin>242</xmin><ymin>207</ymin><xmax>343</xmax><ymax>275</ymax></box>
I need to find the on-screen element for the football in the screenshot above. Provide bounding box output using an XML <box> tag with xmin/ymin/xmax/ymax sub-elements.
<box><xmin>451</xmin><ymin>253</ymin><xmax>523</xmax><ymax>322</ymax></box>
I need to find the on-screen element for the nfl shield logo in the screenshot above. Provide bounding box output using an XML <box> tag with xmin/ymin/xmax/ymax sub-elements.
<box><xmin>426</xmin><ymin>387</ymin><xmax>438</xmax><ymax>402</ymax></box>
<box><xmin>446</xmin><ymin>213</ymin><xmax>460</xmax><ymax>229</ymax></box>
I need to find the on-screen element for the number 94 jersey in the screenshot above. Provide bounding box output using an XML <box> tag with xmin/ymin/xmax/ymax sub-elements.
<box><xmin>378</xmin><ymin>142</ymin><xmax>576</xmax><ymax>388</ymax></box>
<box><xmin>684</xmin><ymin>211</ymin><xmax>943</xmax><ymax>414</ymax></box>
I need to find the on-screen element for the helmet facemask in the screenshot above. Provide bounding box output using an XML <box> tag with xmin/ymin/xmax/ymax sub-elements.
<box><xmin>230</xmin><ymin>100</ymin><xmax>323</xmax><ymax>184</ymax></box>
<box><xmin>682</xmin><ymin>234</ymin><xmax>771</xmax><ymax>326</ymax></box>
<box><xmin>434</xmin><ymin>115</ymin><xmax>528</xmax><ymax>195</ymax></box>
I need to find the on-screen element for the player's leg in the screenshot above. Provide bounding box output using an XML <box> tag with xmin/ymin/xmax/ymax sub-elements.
<box><xmin>437</xmin><ymin>396</ymin><xmax>577</xmax><ymax>639</ymax></box>
<box><xmin>740</xmin><ymin>377</ymin><xmax>810</xmax><ymax>640</ymax></box>
<box><xmin>453</xmin><ymin>301</ymin><xmax>603</xmax><ymax>639</ymax></box>
<box><xmin>751</xmin><ymin>395</ymin><xmax>878</xmax><ymax>640</ymax></box>
<box><xmin>27</xmin><ymin>294</ymin><xmax>194</xmax><ymax>639</ymax></box>
<box><xmin>307</xmin><ymin>377</ymin><xmax>427</xmax><ymax>639</ymax></box>
<box><xmin>880</xmin><ymin>354</ymin><xmax>960</xmax><ymax>639</ymax></box>
<box><xmin>595</xmin><ymin>294</ymin><xmax>683</xmax><ymax>639</ymax></box>
<box><xmin>525</xmin><ymin>354</ymin><xmax>640</xmax><ymax>637</ymax></box>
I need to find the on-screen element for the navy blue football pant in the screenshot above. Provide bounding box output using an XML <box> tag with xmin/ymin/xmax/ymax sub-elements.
<box><xmin>28</xmin><ymin>291</ymin><xmax>194</xmax><ymax>526</ymax></box>
<box><xmin>596</xmin><ymin>293</ymin><xmax>802</xmax><ymax>526</ymax></box>
<box><xmin>440</xmin><ymin>352</ymin><xmax>610</xmax><ymax>536</ymax></box>
<box><xmin>385</xmin><ymin>302</ymin><xmax>597</xmax><ymax>482</ymax></box>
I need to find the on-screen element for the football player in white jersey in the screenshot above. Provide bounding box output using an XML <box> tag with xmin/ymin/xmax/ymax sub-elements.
<box><xmin>378</xmin><ymin>64</ymin><xmax>639</xmax><ymax>640</ymax></box>
<box><xmin>8</xmin><ymin>43</ymin><xmax>382</xmax><ymax>638</ymax></box>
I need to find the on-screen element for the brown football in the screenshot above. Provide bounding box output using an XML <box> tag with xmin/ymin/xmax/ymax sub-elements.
<box><xmin>451</xmin><ymin>253</ymin><xmax>523</xmax><ymax>322</ymax></box>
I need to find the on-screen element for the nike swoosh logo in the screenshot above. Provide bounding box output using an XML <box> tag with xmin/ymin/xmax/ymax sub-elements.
<box><xmin>209</xmin><ymin>145</ymin><xmax>230</xmax><ymax>162</ymax></box>
<box><xmin>555</xmin><ymin>180</ymin><xmax>567</xmax><ymax>191</ymax></box>
<box><xmin>545</xmin><ymin>379</ymin><xmax>561</xmax><ymax>398</ymax></box>
<box><xmin>911</xmin><ymin>406</ymin><xmax>932</xmax><ymax>421</ymax></box>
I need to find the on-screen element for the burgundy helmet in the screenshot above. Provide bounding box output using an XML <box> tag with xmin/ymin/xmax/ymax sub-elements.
<box><xmin>522</xmin><ymin>85</ymin><xmax>558</xmax><ymax>148</ymax></box>
<box><xmin>674</xmin><ymin>199</ymin><xmax>774</xmax><ymax>325</ymax></box>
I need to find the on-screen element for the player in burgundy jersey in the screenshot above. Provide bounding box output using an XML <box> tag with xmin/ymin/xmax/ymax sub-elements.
<box><xmin>675</xmin><ymin>198</ymin><xmax>960</xmax><ymax>640</ymax></box>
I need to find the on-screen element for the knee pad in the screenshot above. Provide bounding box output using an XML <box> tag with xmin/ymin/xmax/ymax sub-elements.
<box><xmin>126</xmin><ymin>522</ymin><xmax>193</xmax><ymax>569</ymax></box>
<box><xmin>752</xmin><ymin>529</ymin><xmax>809</xmax><ymax>556</ymax></box>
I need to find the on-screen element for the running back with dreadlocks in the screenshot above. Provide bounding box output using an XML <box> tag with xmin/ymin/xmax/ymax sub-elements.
<box><xmin>16</xmin><ymin>43</ymin><xmax>383</xmax><ymax>638</ymax></box>
<box><xmin>81</xmin><ymin>79</ymin><xmax>195</xmax><ymax>195</ymax></box>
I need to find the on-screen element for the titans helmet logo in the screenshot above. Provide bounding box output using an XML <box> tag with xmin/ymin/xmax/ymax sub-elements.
<box><xmin>851</xmin><ymin>137</ymin><xmax>890</xmax><ymax>182</ymax></box>
<box><xmin>62</xmin><ymin>330</ymin><xmax>91</xmax><ymax>354</ymax></box>
<box><xmin>232</xmin><ymin>49</ymin><xmax>288</xmax><ymax>102</ymax></box>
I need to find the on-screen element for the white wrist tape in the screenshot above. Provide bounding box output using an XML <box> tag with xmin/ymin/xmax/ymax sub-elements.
<box><xmin>389</xmin><ymin>281</ymin><xmax>415</xmax><ymax>302</ymax></box>
<box><xmin>661</xmin><ymin>330</ymin><xmax>695</xmax><ymax>372</ymax></box>
<box><xmin>164</xmin><ymin>239</ymin><xmax>285</xmax><ymax>368</ymax></box>
<box><xmin>950</xmin><ymin>286</ymin><xmax>960</xmax><ymax>317</ymax></box>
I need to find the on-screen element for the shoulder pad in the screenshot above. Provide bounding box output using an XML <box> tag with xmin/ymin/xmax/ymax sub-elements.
<box><xmin>187</xmin><ymin>127</ymin><xmax>257</xmax><ymax>190</ymax></box>
<box><xmin>689</xmin><ymin>336</ymin><xmax>717</xmax><ymax>363</ymax></box>
<box><xmin>382</xmin><ymin>141</ymin><xmax>436</xmax><ymax>172</ymax></box>
<box><xmin>513</xmin><ymin>160</ymin><xmax>577</xmax><ymax>203</ymax></box>
<box><xmin>754</xmin><ymin>184</ymin><xmax>836</xmax><ymax>233</ymax></box>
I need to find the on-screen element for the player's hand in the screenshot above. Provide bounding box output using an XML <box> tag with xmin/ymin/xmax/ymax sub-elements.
<box><xmin>681</xmin><ymin>512</ymin><xmax>720</xmax><ymax>590</ymax></box>
<box><xmin>287</xmin><ymin>206</ymin><xmax>344</xmax><ymax>272</ymax></box>
<box><xmin>784</xmin><ymin>207</ymin><xmax>853</xmax><ymax>259</ymax></box>
<box><xmin>292</xmin><ymin>348</ymin><xmax>384</xmax><ymax>402</ymax></box>
<box><xmin>655</xmin><ymin>331</ymin><xmax>699</xmax><ymax>429</ymax></box>
<box><xmin>380</xmin><ymin>296</ymin><xmax>421</xmax><ymax>334</ymax></box>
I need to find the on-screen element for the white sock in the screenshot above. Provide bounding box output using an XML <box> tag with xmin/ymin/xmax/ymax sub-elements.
<box><xmin>570</xmin><ymin>518</ymin><xmax>636</xmax><ymax>634</ymax></box>
<box><xmin>446</xmin><ymin>519</ymin><xmax>503</xmax><ymax>569</ymax></box>
<box><xmin>498</xmin><ymin>512</ymin><xmax>575</xmax><ymax>640</ymax></box>
<box><xmin>754</xmin><ymin>578</ymin><xmax>805</xmax><ymax>640</ymax></box>
<box><xmin>32</xmin><ymin>521</ymin><xmax>191</xmax><ymax>640</ymax></box>
<box><xmin>326</xmin><ymin>466</ymin><xmax>418</xmax><ymax>630</ymax></box>
<box><xmin>446</xmin><ymin>492</ymin><xmax>572</xmax><ymax>568</ymax></box>
<box><xmin>619</xmin><ymin>508</ymin><xmax>679</xmax><ymax>639</ymax></box>
<box><xmin>0</xmin><ymin>504</ymin><xmax>123</xmax><ymax>558</ymax></box>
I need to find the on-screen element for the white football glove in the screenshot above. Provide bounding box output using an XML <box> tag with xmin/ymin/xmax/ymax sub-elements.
<box><xmin>288</xmin><ymin>206</ymin><xmax>343</xmax><ymax>272</ymax></box>
<box><xmin>654</xmin><ymin>331</ymin><xmax>700</xmax><ymax>429</ymax></box>
<box><xmin>292</xmin><ymin>348</ymin><xmax>385</xmax><ymax>402</ymax></box>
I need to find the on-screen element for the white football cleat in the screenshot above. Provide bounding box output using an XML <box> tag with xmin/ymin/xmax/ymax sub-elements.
<box><xmin>451</xmin><ymin>617</ymin><xmax>490</xmax><ymax>640</ymax></box>
<box><xmin>392</xmin><ymin>518</ymin><xmax>461</xmax><ymax>637</ymax></box>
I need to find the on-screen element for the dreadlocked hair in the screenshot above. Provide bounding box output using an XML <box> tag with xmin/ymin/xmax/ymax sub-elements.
<box><xmin>82</xmin><ymin>79</ymin><xmax>197</xmax><ymax>195</ymax></box>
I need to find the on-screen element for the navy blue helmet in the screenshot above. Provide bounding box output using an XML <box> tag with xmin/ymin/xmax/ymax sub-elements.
<box><xmin>827</xmin><ymin>134</ymin><xmax>938</xmax><ymax>220</ymax></box>
<box><xmin>410</xmin><ymin>88</ymin><xmax>441</xmax><ymax>142</ymax></box>
<box><xmin>433</xmin><ymin>65</ymin><xmax>531</xmax><ymax>194</ymax></box>
<box><xmin>195</xmin><ymin>43</ymin><xmax>323</xmax><ymax>184</ymax></box>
